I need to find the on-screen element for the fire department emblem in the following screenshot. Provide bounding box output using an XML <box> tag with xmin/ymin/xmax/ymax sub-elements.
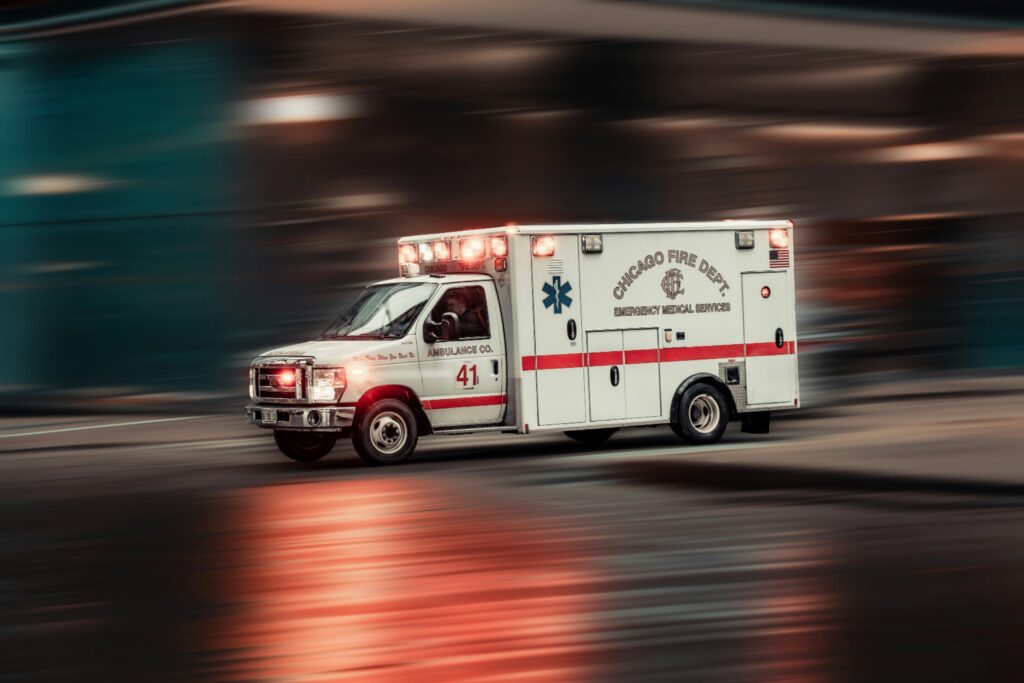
<box><xmin>660</xmin><ymin>268</ymin><xmax>684</xmax><ymax>300</ymax></box>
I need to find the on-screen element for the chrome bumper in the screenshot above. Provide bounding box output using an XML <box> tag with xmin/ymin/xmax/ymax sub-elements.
<box><xmin>245</xmin><ymin>403</ymin><xmax>355</xmax><ymax>432</ymax></box>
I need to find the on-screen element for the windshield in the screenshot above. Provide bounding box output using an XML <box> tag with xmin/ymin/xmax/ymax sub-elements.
<box><xmin>320</xmin><ymin>283</ymin><xmax>437</xmax><ymax>340</ymax></box>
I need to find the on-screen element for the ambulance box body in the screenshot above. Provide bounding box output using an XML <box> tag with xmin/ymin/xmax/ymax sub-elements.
<box><xmin>246</xmin><ymin>221</ymin><xmax>799</xmax><ymax>464</ymax></box>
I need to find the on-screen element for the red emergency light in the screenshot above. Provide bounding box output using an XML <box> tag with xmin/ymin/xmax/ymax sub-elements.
<box><xmin>531</xmin><ymin>236</ymin><xmax>555</xmax><ymax>257</ymax></box>
<box><xmin>277</xmin><ymin>369</ymin><xmax>296</xmax><ymax>387</ymax></box>
<box><xmin>459</xmin><ymin>237</ymin><xmax>485</xmax><ymax>261</ymax></box>
<box><xmin>398</xmin><ymin>243</ymin><xmax>418</xmax><ymax>264</ymax></box>
<box><xmin>433</xmin><ymin>240</ymin><xmax>452</xmax><ymax>260</ymax></box>
<box><xmin>768</xmin><ymin>228</ymin><xmax>789</xmax><ymax>249</ymax></box>
<box><xmin>490</xmin><ymin>236</ymin><xmax>508</xmax><ymax>258</ymax></box>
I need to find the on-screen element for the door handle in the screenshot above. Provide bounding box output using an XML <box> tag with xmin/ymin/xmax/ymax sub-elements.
<box><xmin>492</xmin><ymin>359</ymin><xmax>499</xmax><ymax>375</ymax></box>
<box><xmin>610</xmin><ymin>366</ymin><xmax>620</xmax><ymax>387</ymax></box>
<box><xmin>567</xmin><ymin>319</ymin><xmax>577</xmax><ymax>341</ymax></box>
<box><xmin>775</xmin><ymin>327</ymin><xmax>785</xmax><ymax>348</ymax></box>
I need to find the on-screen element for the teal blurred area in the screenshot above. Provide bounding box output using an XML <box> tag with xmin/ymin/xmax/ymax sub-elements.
<box><xmin>1</xmin><ymin>2</ymin><xmax>1023</xmax><ymax>408</ymax></box>
<box><xmin>0</xmin><ymin>36</ymin><xmax>236</xmax><ymax>397</ymax></box>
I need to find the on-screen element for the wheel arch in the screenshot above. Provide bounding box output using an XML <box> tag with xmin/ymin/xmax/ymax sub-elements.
<box><xmin>669</xmin><ymin>373</ymin><xmax>738</xmax><ymax>423</ymax></box>
<box><xmin>354</xmin><ymin>385</ymin><xmax>433</xmax><ymax>435</ymax></box>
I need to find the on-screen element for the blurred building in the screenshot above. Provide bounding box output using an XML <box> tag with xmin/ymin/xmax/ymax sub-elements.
<box><xmin>1</xmin><ymin>0</ymin><xmax>1022</xmax><ymax>403</ymax></box>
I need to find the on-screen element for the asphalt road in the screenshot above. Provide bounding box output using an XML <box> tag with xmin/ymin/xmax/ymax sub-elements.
<box><xmin>2</xmin><ymin>389</ymin><xmax>1024</xmax><ymax>682</ymax></box>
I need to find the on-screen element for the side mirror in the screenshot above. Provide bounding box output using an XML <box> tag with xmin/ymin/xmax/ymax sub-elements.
<box><xmin>441</xmin><ymin>312</ymin><xmax>461</xmax><ymax>341</ymax></box>
<box><xmin>424</xmin><ymin>312</ymin><xmax>461</xmax><ymax>343</ymax></box>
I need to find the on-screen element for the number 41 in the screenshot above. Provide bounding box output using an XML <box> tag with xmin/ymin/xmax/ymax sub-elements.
<box><xmin>456</xmin><ymin>364</ymin><xmax>478</xmax><ymax>387</ymax></box>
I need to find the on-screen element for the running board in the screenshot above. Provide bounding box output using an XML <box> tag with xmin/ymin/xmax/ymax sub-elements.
<box><xmin>431</xmin><ymin>425</ymin><xmax>519</xmax><ymax>436</ymax></box>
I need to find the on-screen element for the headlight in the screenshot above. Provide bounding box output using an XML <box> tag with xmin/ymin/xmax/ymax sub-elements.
<box><xmin>312</xmin><ymin>368</ymin><xmax>346</xmax><ymax>403</ymax></box>
<box><xmin>248</xmin><ymin>367</ymin><xmax>255</xmax><ymax>400</ymax></box>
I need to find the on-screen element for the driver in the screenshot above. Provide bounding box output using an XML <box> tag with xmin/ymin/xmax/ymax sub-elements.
<box><xmin>446</xmin><ymin>289</ymin><xmax>487</xmax><ymax>338</ymax></box>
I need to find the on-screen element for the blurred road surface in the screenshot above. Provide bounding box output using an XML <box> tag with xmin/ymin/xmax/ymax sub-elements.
<box><xmin>2</xmin><ymin>385</ymin><xmax>1024</xmax><ymax>681</ymax></box>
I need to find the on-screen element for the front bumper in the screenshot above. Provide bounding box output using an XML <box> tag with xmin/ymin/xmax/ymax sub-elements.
<box><xmin>245</xmin><ymin>403</ymin><xmax>355</xmax><ymax>432</ymax></box>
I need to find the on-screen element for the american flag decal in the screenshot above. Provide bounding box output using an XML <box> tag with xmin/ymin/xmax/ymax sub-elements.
<box><xmin>769</xmin><ymin>248</ymin><xmax>790</xmax><ymax>268</ymax></box>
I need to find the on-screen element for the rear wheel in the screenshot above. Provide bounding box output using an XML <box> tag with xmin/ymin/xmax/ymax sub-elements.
<box><xmin>672</xmin><ymin>383</ymin><xmax>729</xmax><ymax>445</ymax></box>
<box><xmin>352</xmin><ymin>399</ymin><xmax>418</xmax><ymax>466</ymax></box>
<box><xmin>274</xmin><ymin>430</ymin><xmax>337</xmax><ymax>463</ymax></box>
<box><xmin>564</xmin><ymin>428</ymin><xmax>619</xmax><ymax>444</ymax></box>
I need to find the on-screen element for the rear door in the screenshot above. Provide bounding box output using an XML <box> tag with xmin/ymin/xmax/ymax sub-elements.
<box><xmin>531</xmin><ymin>235</ymin><xmax>586</xmax><ymax>425</ymax></box>
<box><xmin>741</xmin><ymin>272</ymin><xmax>795</xmax><ymax>405</ymax></box>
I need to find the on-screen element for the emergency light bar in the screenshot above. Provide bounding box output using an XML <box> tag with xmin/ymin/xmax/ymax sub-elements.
<box><xmin>769</xmin><ymin>228</ymin><xmax>789</xmax><ymax>249</ymax></box>
<box><xmin>531</xmin><ymin>236</ymin><xmax>555</xmax><ymax>257</ymax></box>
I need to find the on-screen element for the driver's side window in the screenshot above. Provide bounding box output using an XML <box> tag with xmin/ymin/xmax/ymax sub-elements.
<box><xmin>424</xmin><ymin>286</ymin><xmax>490</xmax><ymax>342</ymax></box>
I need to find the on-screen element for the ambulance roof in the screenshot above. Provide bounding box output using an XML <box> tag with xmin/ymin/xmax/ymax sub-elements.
<box><xmin>398</xmin><ymin>220</ymin><xmax>792</xmax><ymax>243</ymax></box>
<box><xmin>375</xmin><ymin>273</ymin><xmax>493</xmax><ymax>285</ymax></box>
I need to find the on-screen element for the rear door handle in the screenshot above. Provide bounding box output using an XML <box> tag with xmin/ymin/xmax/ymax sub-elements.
<box><xmin>492</xmin><ymin>359</ymin><xmax>499</xmax><ymax>375</ymax></box>
<box><xmin>610</xmin><ymin>366</ymin><xmax>620</xmax><ymax>387</ymax></box>
<box><xmin>775</xmin><ymin>327</ymin><xmax>785</xmax><ymax>348</ymax></box>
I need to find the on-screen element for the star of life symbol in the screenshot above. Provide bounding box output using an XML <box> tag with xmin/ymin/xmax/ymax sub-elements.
<box><xmin>661</xmin><ymin>268</ymin><xmax>684</xmax><ymax>300</ymax></box>
<box><xmin>542</xmin><ymin>276</ymin><xmax>573</xmax><ymax>313</ymax></box>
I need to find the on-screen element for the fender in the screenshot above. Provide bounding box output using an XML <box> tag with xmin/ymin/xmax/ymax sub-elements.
<box><xmin>669</xmin><ymin>373</ymin><xmax>738</xmax><ymax>424</ymax></box>
<box><xmin>354</xmin><ymin>384</ymin><xmax>433</xmax><ymax>435</ymax></box>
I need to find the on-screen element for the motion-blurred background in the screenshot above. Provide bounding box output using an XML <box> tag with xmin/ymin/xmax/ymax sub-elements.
<box><xmin>2</xmin><ymin>0</ymin><xmax>1023</xmax><ymax>408</ymax></box>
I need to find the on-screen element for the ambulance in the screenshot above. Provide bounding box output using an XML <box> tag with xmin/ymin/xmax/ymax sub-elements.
<box><xmin>245</xmin><ymin>221</ymin><xmax>799</xmax><ymax>464</ymax></box>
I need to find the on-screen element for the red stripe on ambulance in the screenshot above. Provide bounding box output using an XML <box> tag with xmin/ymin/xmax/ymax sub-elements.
<box><xmin>523</xmin><ymin>341</ymin><xmax>794</xmax><ymax>371</ymax></box>
<box><xmin>422</xmin><ymin>394</ymin><xmax>508</xmax><ymax>410</ymax></box>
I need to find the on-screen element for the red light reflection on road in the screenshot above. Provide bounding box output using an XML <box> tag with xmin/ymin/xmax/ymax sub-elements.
<box><xmin>211</xmin><ymin>479</ymin><xmax>597</xmax><ymax>682</ymax></box>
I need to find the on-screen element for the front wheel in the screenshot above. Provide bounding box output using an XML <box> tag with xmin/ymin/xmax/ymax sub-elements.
<box><xmin>352</xmin><ymin>399</ymin><xmax>419</xmax><ymax>466</ymax></box>
<box><xmin>671</xmin><ymin>383</ymin><xmax>729</xmax><ymax>445</ymax></box>
<box><xmin>274</xmin><ymin>430</ymin><xmax>337</xmax><ymax>463</ymax></box>
<box><xmin>564</xmin><ymin>428</ymin><xmax>619</xmax><ymax>444</ymax></box>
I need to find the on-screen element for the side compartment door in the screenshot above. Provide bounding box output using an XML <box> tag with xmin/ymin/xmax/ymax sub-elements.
<box><xmin>531</xmin><ymin>235</ymin><xmax>586</xmax><ymax>425</ymax></box>
<box><xmin>624</xmin><ymin>328</ymin><xmax>662</xmax><ymax>418</ymax></box>
<box><xmin>741</xmin><ymin>272</ymin><xmax>795</xmax><ymax>405</ymax></box>
<box><xmin>418</xmin><ymin>282</ymin><xmax>506</xmax><ymax>426</ymax></box>
<box><xmin>587</xmin><ymin>330</ymin><xmax>625</xmax><ymax>421</ymax></box>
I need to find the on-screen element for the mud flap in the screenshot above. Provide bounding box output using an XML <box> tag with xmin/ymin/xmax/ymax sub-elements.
<box><xmin>740</xmin><ymin>411</ymin><xmax>771</xmax><ymax>434</ymax></box>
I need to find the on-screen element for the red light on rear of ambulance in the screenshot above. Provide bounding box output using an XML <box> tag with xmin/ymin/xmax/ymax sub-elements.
<box><xmin>531</xmin><ymin>236</ymin><xmax>555</xmax><ymax>257</ymax></box>
<box><xmin>398</xmin><ymin>243</ymin><xmax>418</xmax><ymax>264</ymax></box>
<box><xmin>761</xmin><ymin>286</ymin><xmax>771</xmax><ymax>299</ymax></box>
<box><xmin>278</xmin><ymin>369</ymin><xmax>296</xmax><ymax>386</ymax></box>
<box><xmin>768</xmin><ymin>228</ymin><xmax>789</xmax><ymax>249</ymax></box>
<box><xmin>490</xmin><ymin>236</ymin><xmax>508</xmax><ymax>257</ymax></box>
<box><xmin>433</xmin><ymin>240</ymin><xmax>451</xmax><ymax>260</ymax></box>
<box><xmin>459</xmin><ymin>237</ymin><xmax>485</xmax><ymax>261</ymax></box>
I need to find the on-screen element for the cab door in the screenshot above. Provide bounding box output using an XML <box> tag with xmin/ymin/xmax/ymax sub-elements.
<box><xmin>417</xmin><ymin>281</ymin><xmax>506</xmax><ymax>426</ymax></box>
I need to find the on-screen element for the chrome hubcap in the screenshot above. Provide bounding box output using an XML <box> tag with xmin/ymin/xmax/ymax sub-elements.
<box><xmin>688</xmin><ymin>394</ymin><xmax>721</xmax><ymax>434</ymax></box>
<box><xmin>369</xmin><ymin>412</ymin><xmax>407</xmax><ymax>455</ymax></box>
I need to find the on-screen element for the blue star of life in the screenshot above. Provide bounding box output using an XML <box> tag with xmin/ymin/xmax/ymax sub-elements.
<box><xmin>542</xmin><ymin>276</ymin><xmax>573</xmax><ymax>314</ymax></box>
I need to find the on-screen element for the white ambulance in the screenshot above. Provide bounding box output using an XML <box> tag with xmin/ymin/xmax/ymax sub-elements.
<box><xmin>246</xmin><ymin>221</ymin><xmax>799</xmax><ymax>464</ymax></box>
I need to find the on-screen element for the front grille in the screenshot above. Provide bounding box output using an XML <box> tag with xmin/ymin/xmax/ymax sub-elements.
<box><xmin>255</xmin><ymin>366</ymin><xmax>306</xmax><ymax>402</ymax></box>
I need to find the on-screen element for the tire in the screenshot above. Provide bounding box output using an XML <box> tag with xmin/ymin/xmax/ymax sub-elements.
<box><xmin>671</xmin><ymin>383</ymin><xmax>729</xmax><ymax>445</ymax></box>
<box><xmin>564</xmin><ymin>428</ymin><xmax>619</xmax><ymax>444</ymax></box>
<box><xmin>274</xmin><ymin>430</ymin><xmax>337</xmax><ymax>463</ymax></box>
<box><xmin>352</xmin><ymin>399</ymin><xmax>418</xmax><ymax>466</ymax></box>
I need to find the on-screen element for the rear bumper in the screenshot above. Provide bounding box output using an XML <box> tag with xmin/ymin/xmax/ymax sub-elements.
<box><xmin>245</xmin><ymin>403</ymin><xmax>355</xmax><ymax>432</ymax></box>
